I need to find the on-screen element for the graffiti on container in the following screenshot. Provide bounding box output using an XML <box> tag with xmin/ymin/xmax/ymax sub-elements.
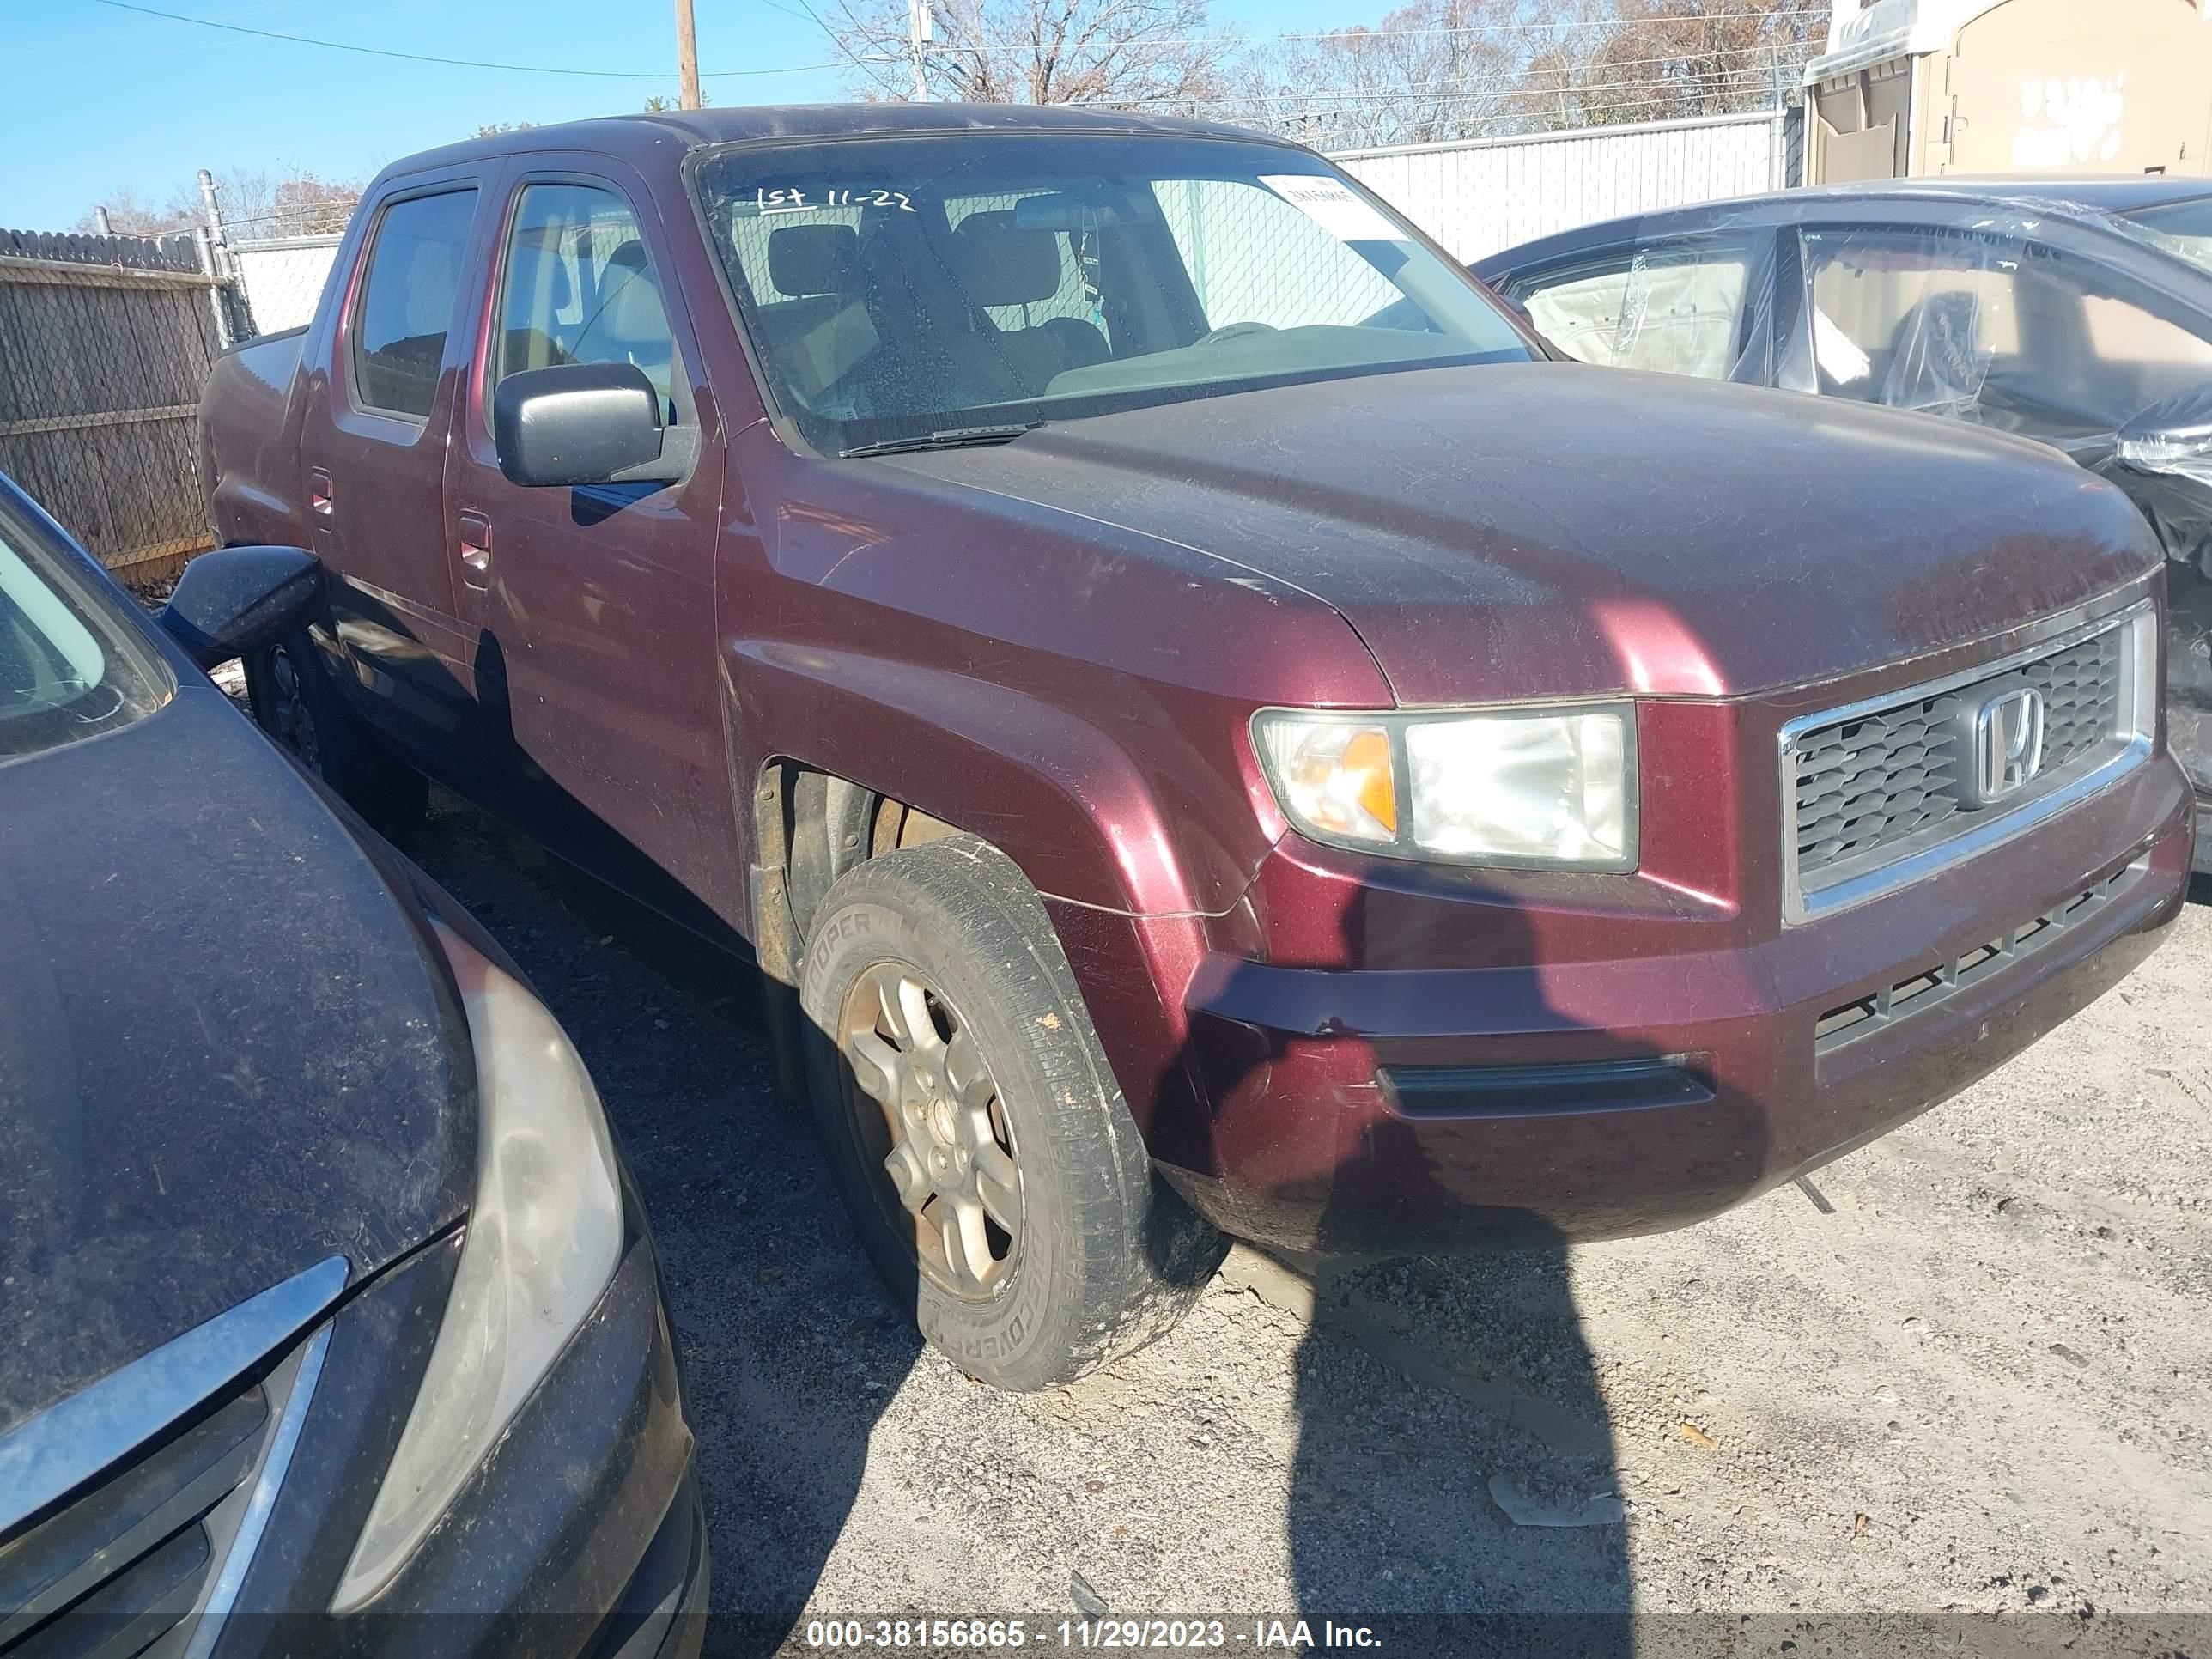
<box><xmin>2012</xmin><ymin>73</ymin><xmax>2126</xmax><ymax>168</ymax></box>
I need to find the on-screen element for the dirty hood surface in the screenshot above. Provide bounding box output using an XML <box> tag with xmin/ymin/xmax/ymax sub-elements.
<box><xmin>886</xmin><ymin>362</ymin><xmax>2162</xmax><ymax>704</ymax></box>
<box><xmin>0</xmin><ymin>685</ymin><xmax>470</xmax><ymax>1437</ymax></box>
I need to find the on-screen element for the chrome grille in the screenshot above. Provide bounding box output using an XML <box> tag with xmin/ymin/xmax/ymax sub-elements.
<box><xmin>1782</xmin><ymin>608</ymin><xmax>2152</xmax><ymax>922</ymax></box>
<box><xmin>0</xmin><ymin>1384</ymin><xmax>269</xmax><ymax>1656</ymax></box>
<box><xmin>0</xmin><ymin>1258</ymin><xmax>343</xmax><ymax>1659</ymax></box>
<box><xmin>1793</xmin><ymin>629</ymin><xmax>2122</xmax><ymax>879</ymax></box>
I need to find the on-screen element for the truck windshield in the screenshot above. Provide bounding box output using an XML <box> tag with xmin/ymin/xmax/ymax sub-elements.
<box><xmin>691</xmin><ymin>134</ymin><xmax>1532</xmax><ymax>455</ymax></box>
<box><xmin>0</xmin><ymin>502</ymin><xmax>165</xmax><ymax>764</ymax></box>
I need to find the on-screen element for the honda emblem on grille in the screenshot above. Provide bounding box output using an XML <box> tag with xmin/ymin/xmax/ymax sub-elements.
<box><xmin>1966</xmin><ymin>685</ymin><xmax>2045</xmax><ymax>806</ymax></box>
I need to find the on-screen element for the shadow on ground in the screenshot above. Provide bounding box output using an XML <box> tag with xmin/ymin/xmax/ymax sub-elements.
<box><xmin>404</xmin><ymin>787</ymin><xmax>1666</xmax><ymax>1654</ymax></box>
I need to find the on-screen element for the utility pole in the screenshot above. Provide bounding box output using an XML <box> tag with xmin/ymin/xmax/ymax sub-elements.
<box><xmin>676</xmin><ymin>0</ymin><xmax>702</xmax><ymax>109</ymax></box>
<box><xmin>906</xmin><ymin>0</ymin><xmax>932</xmax><ymax>101</ymax></box>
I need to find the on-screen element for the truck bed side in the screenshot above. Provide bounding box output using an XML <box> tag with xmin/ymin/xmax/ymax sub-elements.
<box><xmin>200</xmin><ymin>327</ymin><xmax>313</xmax><ymax>551</ymax></box>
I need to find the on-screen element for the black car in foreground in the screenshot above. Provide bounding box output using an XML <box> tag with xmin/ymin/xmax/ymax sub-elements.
<box><xmin>1474</xmin><ymin>176</ymin><xmax>2212</xmax><ymax>872</ymax></box>
<box><xmin>0</xmin><ymin>472</ymin><xmax>706</xmax><ymax>1656</ymax></box>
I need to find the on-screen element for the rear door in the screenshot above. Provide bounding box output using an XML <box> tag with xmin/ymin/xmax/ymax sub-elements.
<box><xmin>1495</xmin><ymin>230</ymin><xmax>1778</xmax><ymax>385</ymax></box>
<box><xmin>441</xmin><ymin>160</ymin><xmax>734</xmax><ymax>925</ymax></box>
<box><xmin>298</xmin><ymin>172</ymin><xmax>498</xmax><ymax>760</ymax></box>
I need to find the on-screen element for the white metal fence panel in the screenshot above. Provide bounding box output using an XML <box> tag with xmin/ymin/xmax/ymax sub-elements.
<box><xmin>1334</xmin><ymin>110</ymin><xmax>1789</xmax><ymax>264</ymax></box>
<box><xmin>230</xmin><ymin>234</ymin><xmax>343</xmax><ymax>337</ymax></box>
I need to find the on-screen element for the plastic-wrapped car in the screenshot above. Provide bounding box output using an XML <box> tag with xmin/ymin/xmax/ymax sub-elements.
<box><xmin>1475</xmin><ymin>177</ymin><xmax>2212</xmax><ymax>871</ymax></box>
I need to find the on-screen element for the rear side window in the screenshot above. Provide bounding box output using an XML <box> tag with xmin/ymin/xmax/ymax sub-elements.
<box><xmin>494</xmin><ymin>183</ymin><xmax>677</xmax><ymax>415</ymax></box>
<box><xmin>353</xmin><ymin>189</ymin><xmax>479</xmax><ymax>418</ymax></box>
<box><xmin>1506</xmin><ymin>237</ymin><xmax>1759</xmax><ymax>380</ymax></box>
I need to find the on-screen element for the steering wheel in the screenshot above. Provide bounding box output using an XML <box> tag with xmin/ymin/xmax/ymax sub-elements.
<box><xmin>1193</xmin><ymin>320</ymin><xmax>1277</xmax><ymax>347</ymax></box>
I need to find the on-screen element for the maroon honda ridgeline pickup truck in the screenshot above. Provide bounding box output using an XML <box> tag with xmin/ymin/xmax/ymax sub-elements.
<box><xmin>201</xmin><ymin>106</ymin><xmax>2194</xmax><ymax>1389</ymax></box>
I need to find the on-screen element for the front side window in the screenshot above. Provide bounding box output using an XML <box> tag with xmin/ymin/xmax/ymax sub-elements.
<box><xmin>1801</xmin><ymin>225</ymin><xmax>2212</xmax><ymax>443</ymax></box>
<box><xmin>0</xmin><ymin>501</ymin><xmax>164</xmax><ymax>763</ymax></box>
<box><xmin>495</xmin><ymin>183</ymin><xmax>678</xmax><ymax>416</ymax></box>
<box><xmin>1505</xmin><ymin>237</ymin><xmax>1759</xmax><ymax>380</ymax></box>
<box><xmin>352</xmin><ymin>189</ymin><xmax>479</xmax><ymax>418</ymax></box>
<box><xmin>690</xmin><ymin>136</ymin><xmax>1530</xmax><ymax>454</ymax></box>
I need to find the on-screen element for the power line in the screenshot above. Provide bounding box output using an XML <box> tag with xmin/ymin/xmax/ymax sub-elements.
<box><xmin>86</xmin><ymin>0</ymin><xmax>850</xmax><ymax>79</ymax></box>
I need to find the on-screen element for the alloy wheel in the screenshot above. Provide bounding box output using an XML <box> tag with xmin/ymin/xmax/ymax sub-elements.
<box><xmin>838</xmin><ymin>962</ymin><xmax>1024</xmax><ymax>1299</ymax></box>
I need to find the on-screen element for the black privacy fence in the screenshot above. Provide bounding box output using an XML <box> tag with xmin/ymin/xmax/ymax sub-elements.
<box><xmin>0</xmin><ymin>224</ymin><xmax>343</xmax><ymax>585</ymax></box>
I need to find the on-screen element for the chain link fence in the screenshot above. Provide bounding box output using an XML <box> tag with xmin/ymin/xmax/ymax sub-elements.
<box><xmin>0</xmin><ymin>228</ymin><xmax>228</xmax><ymax>584</ymax></box>
<box><xmin>228</xmin><ymin>233</ymin><xmax>345</xmax><ymax>338</ymax></box>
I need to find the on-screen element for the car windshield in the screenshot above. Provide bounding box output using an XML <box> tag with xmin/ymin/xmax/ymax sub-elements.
<box><xmin>690</xmin><ymin>134</ymin><xmax>1531</xmax><ymax>454</ymax></box>
<box><xmin>2120</xmin><ymin>197</ymin><xmax>2212</xmax><ymax>271</ymax></box>
<box><xmin>0</xmin><ymin>498</ymin><xmax>165</xmax><ymax>763</ymax></box>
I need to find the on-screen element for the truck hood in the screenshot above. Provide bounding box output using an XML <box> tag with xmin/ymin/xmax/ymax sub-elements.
<box><xmin>0</xmin><ymin>684</ymin><xmax>471</xmax><ymax>1438</ymax></box>
<box><xmin>884</xmin><ymin>362</ymin><xmax>2162</xmax><ymax>704</ymax></box>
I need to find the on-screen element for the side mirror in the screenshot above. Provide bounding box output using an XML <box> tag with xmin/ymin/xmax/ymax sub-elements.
<box><xmin>158</xmin><ymin>544</ymin><xmax>324</xmax><ymax>670</ymax></box>
<box><xmin>491</xmin><ymin>362</ymin><xmax>696</xmax><ymax>489</ymax></box>
<box><xmin>2114</xmin><ymin>385</ymin><xmax>2212</xmax><ymax>485</ymax></box>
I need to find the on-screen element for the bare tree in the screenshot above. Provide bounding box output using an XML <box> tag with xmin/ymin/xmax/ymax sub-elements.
<box><xmin>73</xmin><ymin>165</ymin><xmax>363</xmax><ymax>240</ymax></box>
<box><xmin>260</xmin><ymin>172</ymin><xmax>363</xmax><ymax>235</ymax></box>
<box><xmin>825</xmin><ymin>0</ymin><xmax>1235</xmax><ymax>109</ymax></box>
<box><xmin>1231</xmin><ymin>0</ymin><xmax>1821</xmax><ymax>145</ymax></box>
<box><xmin>1231</xmin><ymin>0</ymin><xmax>1521</xmax><ymax>150</ymax></box>
<box><xmin>1520</xmin><ymin>0</ymin><xmax>1822</xmax><ymax>129</ymax></box>
<box><xmin>71</xmin><ymin>184</ymin><xmax>194</xmax><ymax>236</ymax></box>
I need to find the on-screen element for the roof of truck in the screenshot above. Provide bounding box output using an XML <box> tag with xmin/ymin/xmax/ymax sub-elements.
<box><xmin>380</xmin><ymin>103</ymin><xmax>1280</xmax><ymax>179</ymax></box>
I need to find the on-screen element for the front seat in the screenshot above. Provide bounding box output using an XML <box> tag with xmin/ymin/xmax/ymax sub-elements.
<box><xmin>1881</xmin><ymin>289</ymin><xmax>1987</xmax><ymax>417</ymax></box>
<box><xmin>951</xmin><ymin>210</ymin><xmax>1109</xmax><ymax>395</ymax></box>
<box><xmin>578</xmin><ymin>240</ymin><xmax>677</xmax><ymax>415</ymax></box>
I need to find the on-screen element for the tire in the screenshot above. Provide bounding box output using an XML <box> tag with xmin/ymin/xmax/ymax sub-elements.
<box><xmin>245</xmin><ymin>632</ymin><xmax>427</xmax><ymax>838</ymax></box>
<box><xmin>799</xmin><ymin>836</ymin><xmax>1224</xmax><ymax>1390</ymax></box>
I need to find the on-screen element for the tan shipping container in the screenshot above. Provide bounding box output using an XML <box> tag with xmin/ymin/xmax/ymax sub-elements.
<box><xmin>1804</xmin><ymin>0</ymin><xmax>2212</xmax><ymax>183</ymax></box>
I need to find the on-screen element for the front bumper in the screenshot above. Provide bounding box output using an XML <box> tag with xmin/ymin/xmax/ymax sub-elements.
<box><xmin>1162</xmin><ymin>754</ymin><xmax>2193</xmax><ymax>1255</ymax></box>
<box><xmin>208</xmin><ymin>1202</ymin><xmax>704</xmax><ymax>1657</ymax></box>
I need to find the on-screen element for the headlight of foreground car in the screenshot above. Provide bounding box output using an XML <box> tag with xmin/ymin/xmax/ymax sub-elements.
<box><xmin>1253</xmin><ymin>704</ymin><xmax>1637</xmax><ymax>870</ymax></box>
<box><xmin>331</xmin><ymin>921</ymin><xmax>623</xmax><ymax>1613</ymax></box>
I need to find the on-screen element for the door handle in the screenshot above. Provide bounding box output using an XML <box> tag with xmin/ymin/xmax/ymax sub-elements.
<box><xmin>309</xmin><ymin>468</ymin><xmax>334</xmax><ymax>517</ymax></box>
<box><xmin>457</xmin><ymin>510</ymin><xmax>492</xmax><ymax>588</ymax></box>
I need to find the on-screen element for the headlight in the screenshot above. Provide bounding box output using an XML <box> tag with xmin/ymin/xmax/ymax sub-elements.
<box><xmin>1253</xmin><ymin>704</ymin><xmax>1637</xmax><ymax>870</ymax></box>
<box><xmin>331</xmin><ymin>921</ymin><xmax>623</xmax><ymax>1613</ymax></box>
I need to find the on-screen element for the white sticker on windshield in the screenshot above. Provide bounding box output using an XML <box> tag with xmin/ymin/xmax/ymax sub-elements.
<box><xmin>1260</xmin><ymin>174</ymin><xmax>1402</xmax><ymax>243</ymax></box>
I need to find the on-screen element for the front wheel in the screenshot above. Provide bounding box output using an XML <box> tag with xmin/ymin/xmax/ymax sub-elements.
<box><xmin>799</xmin><ymin>836</ymin><xmax>1224</xmax><ymax>1390</ymax></box>
<box><xmin>245</xmin><ymin>634</ymin><xmax>426</xmax><ymax>837</ymax></box>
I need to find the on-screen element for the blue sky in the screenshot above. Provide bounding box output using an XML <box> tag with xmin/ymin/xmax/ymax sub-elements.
<box><xmin>0</xmin><ymin>0</ymin><xmax>1385</xmax><ymax>232</ymax></box>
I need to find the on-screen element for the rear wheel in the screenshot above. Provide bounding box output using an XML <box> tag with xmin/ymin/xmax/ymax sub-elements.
<box><xmin>246</xmin><ymin>634</ymin><xmax>427</xmax><ymax>837</ymax></box>
<box><xmin>799</xmin><ymin>836</ymin><xmax>1223</xmax><ymax>1390</ymax></box>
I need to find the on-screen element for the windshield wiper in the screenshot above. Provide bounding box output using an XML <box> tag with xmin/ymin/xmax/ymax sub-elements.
<box><xmin>840</xmin><ymin>422</ymin><xmax>1042</xmax><ymax>459</ymax></box>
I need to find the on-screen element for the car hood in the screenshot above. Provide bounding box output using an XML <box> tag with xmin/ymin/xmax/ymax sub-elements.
<box><xmin>882</xmin><ymin>362</ymin><xmax>2163</xmax><ymax>704</ymax></box>
<box><xmin>0</xmin><ymin>683</ymin><xmax>471</xmax><ymax>1438</ymax></box>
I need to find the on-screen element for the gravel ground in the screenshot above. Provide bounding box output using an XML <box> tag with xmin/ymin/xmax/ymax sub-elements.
<box><xmin>398</xmin><ymin>790</ymin><xmax>2212</xmax><ymax>1656</ymax></box>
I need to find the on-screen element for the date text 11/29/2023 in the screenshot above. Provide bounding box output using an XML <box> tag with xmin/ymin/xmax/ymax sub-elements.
<box><xmin>802</xmin><ymin>1620</ymin><xmax>1383</xmax><ymax>1650</ymax></box>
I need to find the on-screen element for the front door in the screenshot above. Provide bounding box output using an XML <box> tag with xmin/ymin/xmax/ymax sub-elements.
<box><xmin>442</xmin><ymin>164</ymin><xmax>736</xmax><ymax>927</ymax></box>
